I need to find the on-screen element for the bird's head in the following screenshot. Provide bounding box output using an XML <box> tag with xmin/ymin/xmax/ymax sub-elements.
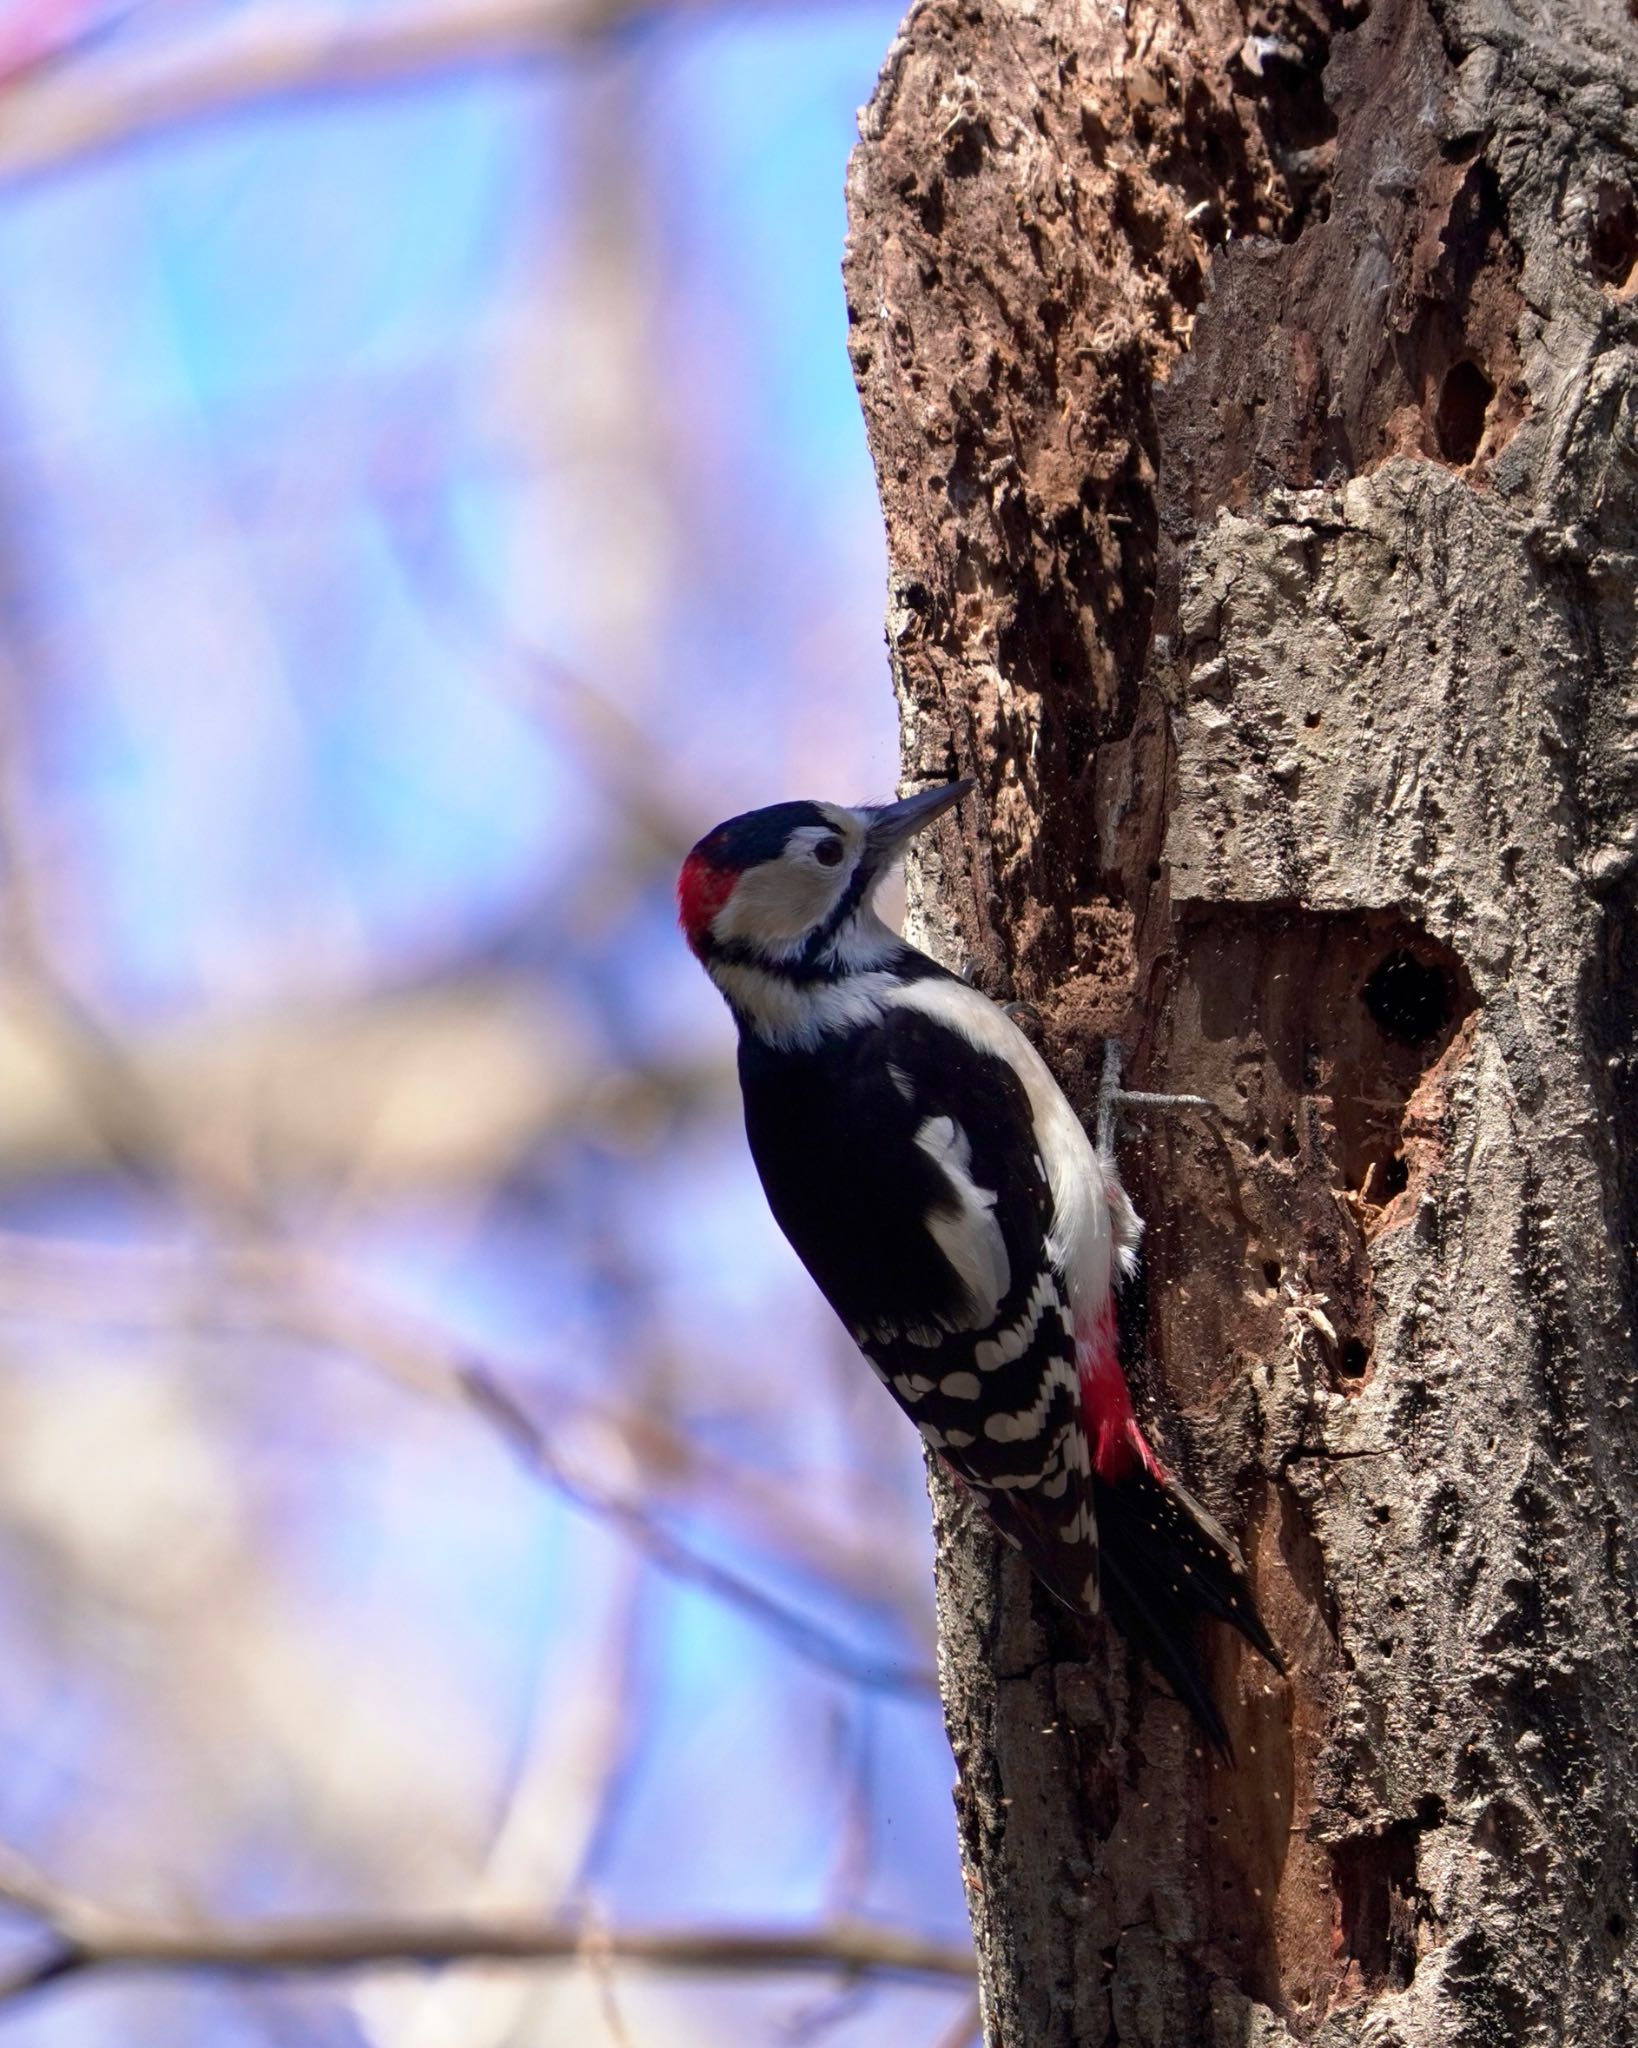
<box><xmin>677</xmin><ymin>780</ymin><xmax>971</xmax><ymax>976</ymax></box>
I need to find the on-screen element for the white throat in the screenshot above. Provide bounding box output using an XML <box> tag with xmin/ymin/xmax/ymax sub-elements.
<box><xmin>711</xmin><ymin>908</ymin><xmax>905</xmax><ymax>1052</ymax></box>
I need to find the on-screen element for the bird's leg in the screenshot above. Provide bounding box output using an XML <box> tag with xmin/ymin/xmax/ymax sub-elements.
<box><xmin>1096</xmin><ymin>1039</ymin><xmax>1215</xmax><ymax>1152</ymax></box>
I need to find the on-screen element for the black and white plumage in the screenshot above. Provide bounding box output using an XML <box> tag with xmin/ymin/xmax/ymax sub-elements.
<box><xmin>678</xmin><ymin>780</ymin><xmax>1283</xmax><ymax>1751</ymax></box>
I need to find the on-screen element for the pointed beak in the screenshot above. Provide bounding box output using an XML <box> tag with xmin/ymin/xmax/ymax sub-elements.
<box><xmin>864</xmin><ymin>778</ymin><xmax>972</xmax><ymax>871</ymax></box>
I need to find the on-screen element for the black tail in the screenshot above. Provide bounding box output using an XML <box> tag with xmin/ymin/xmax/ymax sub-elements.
<box><xmin>1094</xmin><ymin>1464</ymin><xmax>1285</xmax><ymax>1760</ymax></box>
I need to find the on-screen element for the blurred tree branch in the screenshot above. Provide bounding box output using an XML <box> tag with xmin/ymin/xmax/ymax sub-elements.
<box><xmin>0</xmin><ymin>676</ymin><xmax>939</xmax><ymax>1696</ymax></box>
<box><xmin>0</xmin><ymin>1227</ymin><xmax>938</xmax><ymax>1694</ymax></box>
<box><xmin>0</xmin><ymin>967</ymin><xmax>724</xmax><ymax>1191</ymax></box>
<box><xmin>0</xmin><ymin>1843</ymin><xmax>974</xmax><ymax>2008</ymax></box>
<box><xmin>0</xmin><ymin>0</ymin><xmax>673</xmax><ymax>183</ymax></box>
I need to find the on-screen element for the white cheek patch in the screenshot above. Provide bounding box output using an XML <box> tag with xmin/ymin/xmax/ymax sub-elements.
<box><xmin>712</xmin><ymin>858</ymin><xmax>841</xmax><ymax>949</ymax></box>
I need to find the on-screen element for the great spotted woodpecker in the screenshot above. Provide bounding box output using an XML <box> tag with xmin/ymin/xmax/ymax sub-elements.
<box><xmin>679</xmin><ymin>778</ymin><xmax>1282</xmax><ymax>1750</ymax></box>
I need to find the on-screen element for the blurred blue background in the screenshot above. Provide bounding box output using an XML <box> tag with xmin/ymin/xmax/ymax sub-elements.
<box><xmin>0</xmin><ymin>2</ymin><xmax>975</xmax><ymax>2041</ymax></box>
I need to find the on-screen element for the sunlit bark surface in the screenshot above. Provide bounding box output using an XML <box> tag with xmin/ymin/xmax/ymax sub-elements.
<box><xmin>846</xmin><ymin>1</ymin><xmax>1638</xmax><ymax>2040</ymax></box>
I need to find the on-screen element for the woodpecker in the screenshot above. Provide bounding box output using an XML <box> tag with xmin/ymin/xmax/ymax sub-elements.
<box><xmin>679</xmin><ymin>778</ymin><xmax>1283</xmax><ymax>1751</ymax></box>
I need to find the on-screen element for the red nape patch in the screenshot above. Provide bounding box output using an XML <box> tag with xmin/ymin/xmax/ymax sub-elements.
<box><xmin>1078</xmin><ymin>1303</ymin><xmax>1167</xmax><ymax>1486</ymax></box>
<box><xmin>677</xmin><ymin>850</ymin><xmax>737</xmax><ymax>953</ymax></box>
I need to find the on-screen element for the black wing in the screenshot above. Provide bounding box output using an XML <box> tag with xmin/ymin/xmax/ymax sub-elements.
<box><xmin>739</xmin><ymin>1001</ymin><xmax>1100</xmax><ymax>1616</ymax></box>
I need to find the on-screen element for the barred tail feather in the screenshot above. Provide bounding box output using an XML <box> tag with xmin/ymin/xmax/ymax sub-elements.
<box><xmin>982</xmin><ymin>1484</ymin><xmax>1102</xmax><ymax>1621</ymax></box>
<box><xmin>1094</xmin><ymin>1463</ymin><xmax>1285</xmax><ymax>1760</ymax></box>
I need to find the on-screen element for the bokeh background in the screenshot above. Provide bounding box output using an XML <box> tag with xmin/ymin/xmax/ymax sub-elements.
<box><xmin>0</xmin><ymin>2</ymin><xmax>978</xmax><ymax>2042</ymax></box>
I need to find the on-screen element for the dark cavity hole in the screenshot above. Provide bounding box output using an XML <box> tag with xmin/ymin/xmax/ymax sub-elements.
<box><xmin>1381</xmin><ymin>1153</ymin><xmax>1410</xmax><ymax>1198</ymax></box>
<box><xmin>1263</xmin><ymin>1258</ymin><xmax>1282</xmax><ymax>1289</ymax></box>
<box><xmin>1365</xmin><ymin>950</ymin><xmax>1451</xmax><ymax>1046</ymax></box>
<box><xmin>944</xmin><ymin>122</ymin><xmax>985</xmax><ymax>178</ymax></box>
<box><xmin>1434</xmin><ymin>359</ymin><xmax>1494</xmax><ymax>466</ymax></box>
<box><xmin>1339</xmin><ymin>1339</ymin><xmax>1369</xmax><ymax>1378</ymax></box>
<box><xmin>1610</xmin><ymin>1913</ymin><xmax>1628</xmax><ymax>1939</ymax></box>
<box><xmin>1304</xmin><ymin>709</ymin><xmax>1322</xmax><ymax>729</ymax></box>
<box><xmin>1591</xmin><ymin>184</ymin><xmax>1638</xmax><ymax>286</ymax></box>
<box><xmin>1417</xmin><ymin>1794</ymin><xmax>1447</xmax><ymax>1829</ymax></box>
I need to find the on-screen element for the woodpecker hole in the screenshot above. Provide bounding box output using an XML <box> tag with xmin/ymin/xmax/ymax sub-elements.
<box><xmin>1590</xmin><ymin>183</ymin><xmax>1638</xmax><ymax>286</ymax></box>
<box><xmin>1303</xmin><ymin>709</ymin><xmax>1322</xmax><ymax>729</ymax></box>
<box><xmin>1364</xmin><ymin>951</ymin><xmax>1451</xmax><ymax>1046</ymax></box>
<box><xmin>1262</xmin><ymin>1258</ymin><xmax>1282</xmax><ymax>1289</ymax></box>
<box><xmin>1332</xmin><ymin>1821</ymin><xmax>1423</xmax><ymax>1991</ymax></box>
<box><xmin>1380</xmin><ymin>1153</ymin><xmax>1410</xmax><ymax>1198</ymax></box>
<box><xmin>1339</xmin><ymin>1338</ymin><xmax>1369</xmax><ymax>1378</ymax></box>
<box><xmin>1434</xmin><ymin>359</ymin><xmax>1493</xmax><ymax>466</ymax></box>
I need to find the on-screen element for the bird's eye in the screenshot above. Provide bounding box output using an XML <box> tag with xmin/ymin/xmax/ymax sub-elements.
<box><xmin>814</xmin><ymin>836</ymin><xmax>845</xmax><ymax>868</ymax></box>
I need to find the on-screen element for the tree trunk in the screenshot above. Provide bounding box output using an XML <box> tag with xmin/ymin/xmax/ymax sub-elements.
<box><xmin>843</xmin><ymin>2</ymin><xmax>1638</xmax><ymax>2043</ymax></box>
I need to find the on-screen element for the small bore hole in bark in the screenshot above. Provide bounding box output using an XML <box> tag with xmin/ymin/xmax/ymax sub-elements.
<box><xmin>1610</xmin><ymin>1913</ymin><xmax>1628</xmax><ymax>1939</ymax></box>
<box><xmin>1381</xmin><ymin>1153</ymin><xmax>1410</xmax><ymax>1197</ymax></box>
<box><xmin>1590</xmin><ymin>183</ymin><xmax>1638</xmax><ymax>285</ymax></box>
<box><xmin>1364</xmin><ymin>950</ymin><xmax>1451</xmax><ymax>1046</ymax></box>
<box><xmin>1263</xmin><ymin>1258</ymin><xmax>1282</xmax><ymax>1289</ymax></box>
<box><xmin>1340</xmin><ymin>1339</ymin><xmax>1369</xmax><ymax>1378</ymax></box>
<box><xmin>1333</xmin><ymin>1821</ymin><xmax>1422</xmax><ymax>1991</ymax></box>
<box><xmin>1304</xmin><ymin>709</ymin><xmax>1322</xmax><ymax>729</ymax></box>
<box><xmin>1434</xmin><ymin>359</ymin><xmax>1494</xmax><ymax>466</ymax></box>
<box><xmin>944</xmin><ymin>121</ymin><xmax>985</xmax><ymax>178</ymax></box>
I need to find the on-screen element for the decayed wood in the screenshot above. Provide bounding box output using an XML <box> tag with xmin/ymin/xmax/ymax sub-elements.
<box><xmin>845</xmin><ymin>0</ymin><xmax>1638</xmax><ymax>2042</ymax></box>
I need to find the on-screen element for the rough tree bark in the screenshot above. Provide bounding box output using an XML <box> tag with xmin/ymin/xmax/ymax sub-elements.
<box><xmin>843</xmin><ymin>2</ymin><xmax>1638</xmax><ymax>2043</ymax></box>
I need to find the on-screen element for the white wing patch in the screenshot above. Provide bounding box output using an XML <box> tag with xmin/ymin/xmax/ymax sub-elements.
<box><xmin>887</xmin><ymin>977</ymin><xmax>1142</xmax><ymax>1326</ymax></box>
<box><xmin>914</xmin><ymin>1113</ymin><xmax>1010</xmax><ymax>1326</ymax></box>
